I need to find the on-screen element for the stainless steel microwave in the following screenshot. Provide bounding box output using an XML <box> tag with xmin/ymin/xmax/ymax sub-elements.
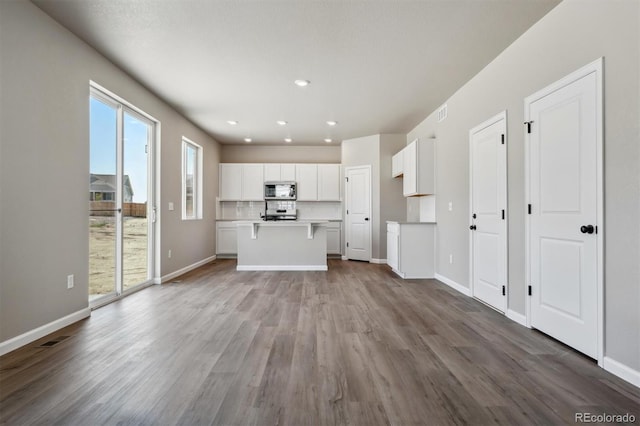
<box><xmin>264</xmin><ymin>181</ymin><xmax>297</xmax><ymax>200</ymax></box>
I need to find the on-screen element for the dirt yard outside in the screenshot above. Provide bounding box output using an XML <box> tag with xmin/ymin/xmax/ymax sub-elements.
<box><xmin>89</xmin><ymin>216</ymin><xmax>149</xmax><ymax>297</ymax></box>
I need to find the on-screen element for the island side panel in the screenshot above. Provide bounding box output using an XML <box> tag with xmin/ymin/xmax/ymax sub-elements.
<box><xmin>236</xmin><ymin>224</ymin><xmax>327</xmax><ymax>271</ymax></box>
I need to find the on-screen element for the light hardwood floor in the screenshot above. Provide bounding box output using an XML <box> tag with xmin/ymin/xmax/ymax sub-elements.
<box><xmin>1</xmin><ymin>259</ymin><xmax>638</xmax><ymax>425</ymax></box>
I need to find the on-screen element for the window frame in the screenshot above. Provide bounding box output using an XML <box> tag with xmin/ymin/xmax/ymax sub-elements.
<box><xmin>181</xmin><ymin>137</ymin><xmax>203</xmax><ymax>220</ymax></box>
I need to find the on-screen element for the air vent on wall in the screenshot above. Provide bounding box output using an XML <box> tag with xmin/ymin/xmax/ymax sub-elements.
<box><xmin>437</xmin><ymin>104</ymin><xmax>448</xmax><ymax>122</ymax></box>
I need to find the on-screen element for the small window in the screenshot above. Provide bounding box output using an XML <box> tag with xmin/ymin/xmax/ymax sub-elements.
<box><xmin>182</xmin><ymin>137</ymin><xmax>203</xmax><ymax>220</ymax></box>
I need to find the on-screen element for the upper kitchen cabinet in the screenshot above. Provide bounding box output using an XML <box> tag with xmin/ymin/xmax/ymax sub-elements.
<box><xmin>242</xmin><ymin>164</ymin><xmax>264</xmax><ymax>200</ymax></box>
<box><xmin>264</xmin><ymin>164</ymin><xmax>296</xmax><ymax>181</ymax></box>
<box><xmin>403</xmin><ymin>138</ymin><xmax>435</xmax><ymax>197</ymax></box>
<box><xmin>219</xmin><ymin>163</ymin><xmax>263</xmax><ymax>201</ymax></box>
<box><xmin>392</xmin><ymin>151</ymin><xmax>404</xmax><ymax>177</ymax></box>
<box><xmin>219</xmin><ymin>163</ymin><xmax>242</xmax><ymax>200</ymax></box>
<box><xmin>295</xmin><ymin>164</ymin><xmax>318</xmax><ymax>200</ymax></box>
<box><xmin>317</xmin><ymin>164</ymin><xmax>341</xmax><ymax>201</ymax></box>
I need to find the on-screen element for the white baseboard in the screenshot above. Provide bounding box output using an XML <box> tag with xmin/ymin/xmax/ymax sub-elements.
<box><xmin>506</xmin><ymin>309</ymin><xmax>529</xmax><ymax>328</ymax></box>
<box><xmin>370</xmin><ymin>258</ymin><xmax>387</xmax><ymax>264</ymax></box>
<box><xmin>604</xmin><ymin>357</ymin><xmax>640</xmax><ymax>388</ymax></box>
<box><xmin>160</xmin><ymin>255</ymin><xmax>216</xmax><ymax>283</ymax></box>
<box><xmin>237</xmin><ymin>265</ymin><xmax>328</xmax><ymax>271</ymax></box>
<box><xmin>0</xmin><ymin>307</ymin><xmax>91</xmax><ymax>356</ymax></box>
<box><xmin>434</xmin><ymin>273</ymin><xmax>472</xmax><ymax>297</ymax></box>
<box><xmin>341</xmin><ymin>256</ymin><xmax>348</xmax><ymax>260</ymax></box>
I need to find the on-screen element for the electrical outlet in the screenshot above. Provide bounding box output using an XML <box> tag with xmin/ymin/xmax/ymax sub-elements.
<box><xmin>448</xmin><ymin>202</ymin><xmax>453</xmax><ymax>211</ymax></box>
<box><xmin>449</xmin><ymin>254</ymin><xmax>453</xmax><ymax>264</ymax></box>
<box><xmin>67</xmin><ymin>274</ymin><xmax>74</xmax><ymax>289</ymax></box>
<box><xmin>168</xmin><ymin>249</ymin><xmax>172</xmax><ymax>258</ymax></box>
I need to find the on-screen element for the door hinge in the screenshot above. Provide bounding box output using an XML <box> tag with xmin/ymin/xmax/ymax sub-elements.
<box><xmin>595</xmin><ymin>226</ymin><xmax>598</xmax><ymax>234</ymax></box>
<box><xmin>528</xmin><ymin>285</ymin><xmax>532</xmax><ymax>296</ymax></box>
<box><xmin>502</xmin><ymin>285</ymin><xmax>506</xmax><ymax>296</ymax></box>
<box><xmin>346</xmin><ymin>209</ymin><xmax>349</xmax><ymax>214</ymax></box>
<box><xmin>524</xmin><ymin>121</ymin><xmax>533</xmax><ymax>134</ymax></box>
<box><xmin>346</xmin><ymin>242</ymin><xmax>349</xmax><ymax>248</ymax></box>
<box><xmin>501</xmin><ymin>209</ymin><xmax>505</xmax><ymax>220</ymax></box>
<box><xmin>145</xmin><ymin>144</ymin><xmax>148</xmax><ymax>154</ymax></box>
<box><xmin>346</xmin><ymin>177</ymin><xmax>349</xmax><ymax>182</ymax></box>
<box><xmin>528</xmin><ymin>204</ymin><xmax>532</xmax><ymax>214</ymax></box>
<box><xmin>501</xmin><ymin>134</ymin><xmax>505</xmax><ymax>144</ymax></box>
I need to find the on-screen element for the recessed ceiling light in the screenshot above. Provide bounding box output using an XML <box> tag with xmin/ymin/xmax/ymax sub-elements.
<box><xmin>227</xmin><ymin>120</ymin><xmax>238</xmax><ymax>125</ymax></box>
<box><xmin>276</xmin><ymin>120</ymin><xmax>288</xmax><ymax>126</ymax></box>
<box><xmin>326</xmin><ymin>121</ymin><xmax>338</xmax><ymax>126</ymax></box>
<box><xmin>244</xmin><ymin>137</ymin><xmax>252</xmax><ymax>143</ymax></box>
<box><xmin>284</xmin><ymin>138</ymin><xmax>292</xmax><ymax>143</ymax></box>
<box><xmin>324</xmin><ymin>138</ymin><xmax>332</xmax><ymax>143</ymax></box>
<box><xmin>294</xmin><ymin>79</ymin><xmax>310</xmax><ymax>87</ymax></box>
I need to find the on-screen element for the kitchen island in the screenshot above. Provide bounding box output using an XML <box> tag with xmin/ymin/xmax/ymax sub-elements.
<box><xmin>233</xmin><ymin>220</ymin><xmax>328</xmax><ymax>271</ymax></box>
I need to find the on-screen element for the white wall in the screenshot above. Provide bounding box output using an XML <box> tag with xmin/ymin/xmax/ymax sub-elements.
<box><xmin>0</xmin><ymin>0</ymin><xmax>220</xmax><ymax>343</ymax></box>
<box><xmin>408</xmin><ymin>0</ymin><xmax>639</xmax><ymax>372</ymax></box>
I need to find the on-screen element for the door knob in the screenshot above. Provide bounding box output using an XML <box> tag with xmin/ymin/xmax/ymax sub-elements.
<box><xmin>364</xmin><ymin>217</ymin><xmax>369</xmax><ymax>221</ymax></box>
<box><xmin>469</xmin><ymin>225</ymin><xmax>476</xmax><ymax>230</ymax></box>
<box><xmin>580</xmin><ymin>225</ymin><xmax>594</xmax><ymax>234</ymax></box>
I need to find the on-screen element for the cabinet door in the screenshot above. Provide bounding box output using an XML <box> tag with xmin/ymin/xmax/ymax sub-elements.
<box><xmin>327</xmin><ymin>226</ymin><xmax>341</xmax><ymax>254</ymax></box>
<box><xmin>295</xmin><ymin>164</ymin><xmax>318</xmax><ymax>200</ymax></box>
<box><xmin>219</xmin><ymin>164</ymin><xmax>243</xmax><ymax>200</ymax></box>
<box><xmin>387</xmin><ymin>223</ymin><xmax>399</xmax><ymax>269</ymax></box>
<box><xmin>280</xmin><ymin>164</ymin><xmax>296</xmax><ymax>181</ymax></box>
<box><xmin>216</xmin><ymin>223</ymin><xmax>238</xmax><ymax>254</ymax></box>
<box><xmin>264</xmin><ymin>164</ymin><xmax>281</xmax><ymax>181</ymax></box>
<box><xmin>241</xmin><ymin>164</ymin><xmax>264</xmax><ymax>201</ymax></box>
<box><xmin>392</xmin><ymin>151</ymin><xmax>404</xmax><ymax>177</ymax></box>
<box><xmin>318</xmin><ymin>164</ymin><xmax>341</xmax><ymax>201</ymax></box>
<box><xmin>403</xmin><ymin>141</ymin><xmax>417</xmax><ymax>196</ymax></box>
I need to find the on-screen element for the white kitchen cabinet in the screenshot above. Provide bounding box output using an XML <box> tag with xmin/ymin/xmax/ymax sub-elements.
<box><xmin>281</xmin><ymin>164</ymin><xmax>296</xmax><ymax>181</ymax></box>
<box><xmin>295</xmin><ymin>164</ymin><xmax>318</xmax><ymax>201</ymax></box>
<box><xmin>264</xmin><ymin>164</ymin><xmax>296</xmax><ymax>182</ymax></box>
<box><xmin>317</xmin><ymin>164</ymin><xmax>341</xmax><ymax>201</ymax></box>
<box><xmin>242</xmin><ymin>164</ymin><xmax>264</xmax><ymax>200</ymax></box>
<box><xmin>216</xmin><ymin>222</ymin><xmax>238</xmax><ymax>255</ymax></box>
<box><xmin>219</xmin><ymin>164</ymin><xmax>243</xmax><ymax>200</ymax></box>
<box><xmin>386</xmin><ymin>221</ymin><xmax>435</xmax><ymax>278</ymax></box>
<box><xmin>392</xmin><ymin>151</ymin><xmax>404</xmax><ymax>178</ymax></box>
<box><xmin>326</xmin><ymin>222</ymin><xmax>342</xmax><ymax>255</ymax></box>
<box><xmin>264</xmin><ymin>164</ymin><xmax>281</xmax><ymax>181</ymax></box>
<box><xmin>403</xmin><ymin>138</ymin><xmax>435</xmax><ymax>197</ymax></box>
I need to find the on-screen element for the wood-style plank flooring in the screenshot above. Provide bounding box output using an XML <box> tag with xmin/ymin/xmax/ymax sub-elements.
<box><xmin>1</xmin><ymin>259</ymin><xmax>638</xmax><ymax>425</ymax></box>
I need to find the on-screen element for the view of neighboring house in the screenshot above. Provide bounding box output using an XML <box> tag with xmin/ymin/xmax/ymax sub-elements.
<box><xmin>89</xmin><ymin>174</ymin><xmax>133</xmax><ymax>202</ymax></box>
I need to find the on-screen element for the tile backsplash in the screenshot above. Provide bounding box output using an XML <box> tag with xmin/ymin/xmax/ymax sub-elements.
<box><xmin>218</xmin><ymin>201</ymin><xmax>342</xmax><ymax>220</ymax></box>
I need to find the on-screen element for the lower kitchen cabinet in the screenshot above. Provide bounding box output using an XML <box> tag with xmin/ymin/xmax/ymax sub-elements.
<box><xmin>386</xmin><ymin>221</ymin><xmax>435</xmax><ymax>278</ymax></box>
<box><xmin>326</xmin><ymin>222</ymin><xmax>342</xmax><ymax>255</ymax></box>
<box><xmin>216</xmin><ymin>222</ymin><xmax>237</xmax><ymax>255</ymax></box>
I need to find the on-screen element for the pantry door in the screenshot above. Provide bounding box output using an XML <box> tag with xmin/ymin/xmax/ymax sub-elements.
<box><xmin>469</xmin><ymin>111</ymin><xmax>507</xmax><ymax>313</ymax></box>
<box><xmin>345</xmin><ymin>166</ymin><xmax>371</xmax><ymax>261</ymax></box>
<box><xmin>525</xmin><ymin>59</ymin><xmax>603</xmax><ymax>361</ymax></box>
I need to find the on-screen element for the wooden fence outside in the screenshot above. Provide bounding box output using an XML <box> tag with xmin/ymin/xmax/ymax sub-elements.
<box><xmin>90</xmin><ymin>201</ymin><xmax>147</xmax><ymax>218</ymax></box>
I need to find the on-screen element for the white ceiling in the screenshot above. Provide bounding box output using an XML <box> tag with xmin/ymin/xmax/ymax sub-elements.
<box><xmin>33</xmin><ymin>0</ymin><xmax>560</xmax><ymax>146</ymax></box>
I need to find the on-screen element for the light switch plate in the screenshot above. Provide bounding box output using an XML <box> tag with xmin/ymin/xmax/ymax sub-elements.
<box><xmin>168</xmin><ymin>202</ymin><xmax>174</xmax><ymax>211</ymax></box>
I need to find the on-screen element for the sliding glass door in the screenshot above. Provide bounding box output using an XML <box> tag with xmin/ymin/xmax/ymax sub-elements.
<box><xmin>89</xmin><ymin>86</ymin><xmax>155</xmax><ymax>305</ymax></box>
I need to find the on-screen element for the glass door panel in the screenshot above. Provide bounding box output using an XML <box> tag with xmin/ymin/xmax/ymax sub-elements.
<box><xmin>89</xmin><ymin>97</ymin><xmax>118</xmax><ymax>301</ymax></box>
<box><xmin>122</xmin><ymin>111</ymin><xmax>151</xmax><ymax>292</ymax></box>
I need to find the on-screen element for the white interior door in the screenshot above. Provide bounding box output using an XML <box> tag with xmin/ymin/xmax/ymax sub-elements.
<box><xmin>470</xmin><ymin>112</ymin><xmax>507</xmax><ymax>313</ymax></box>
<box><xmin>345</xmin><ymin>166</ymin><xmax>371</xmax><ymax>261</ymax></box>
<box><xmin>526</xmin><ymin>59</ymin><xmax>602</xmax><ymax>360</ymax></box>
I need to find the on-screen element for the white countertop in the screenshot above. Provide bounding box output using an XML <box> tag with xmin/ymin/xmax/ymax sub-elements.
<box><xmin>386</xmin><ymin>221</ymin><xmax>437</xmax><ymax>224</ymax></box>
<box><xmin>234</xmin><ymin>220</ymin><xmax>329</xmax><ymax>225</ymax></box>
